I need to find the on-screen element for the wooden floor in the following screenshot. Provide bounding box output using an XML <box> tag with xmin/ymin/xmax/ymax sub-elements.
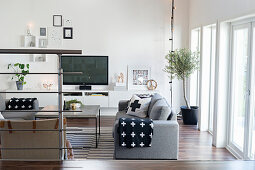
<box><xmin>0</xmin><ymin>160</ymin><xmax>254</xmax><ymax>170</ymax></box>
<box><xmin>0</xmin><ymin>117</ymin><xmax>248</xmax><ymax>169</ymax></box>
<box><xmin>67</xmin><ymin>116</ymin><xmax>236</xmax><ymax>160</ymax></box>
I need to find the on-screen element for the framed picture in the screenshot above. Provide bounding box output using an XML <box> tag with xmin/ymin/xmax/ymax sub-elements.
<box><xmin>53</xmin><ymin>15</ymin><xmax>62</xmax><ymax>27</ymax></box>
<box><xmin>40</xmin><ymin>28</ymin><xmax>47</xmax><ymax>36</ymax></box>
<box><xmin>63</xmin><ymin>27</ymin><xmax>73</xmax><ymax>39</ymax></box>
<box><xmin>128</xmin><ymin>65</ymin><xmax>151</xmax><ymax>90</ymax></box>
<box><xmin>39</xmin><ymin>38</ymin><xmax>47</xmax><ymax>48</ymax></box>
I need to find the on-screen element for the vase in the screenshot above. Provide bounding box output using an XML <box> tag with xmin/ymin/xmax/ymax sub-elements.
<box><xmin>16</xmin><ymin>81</ymin><xmax>23</xmax><ymax>90</ymax></box>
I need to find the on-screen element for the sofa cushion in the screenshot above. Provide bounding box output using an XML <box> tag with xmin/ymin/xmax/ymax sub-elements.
<box><xmin>0</xmin><ymin>112</ymin><xmax>4</xmax><ymax>119</ymax></box>
<box><xmin>149</xmin><ymin>99</ymin><xmax>171</xmax><ymax>120</ymax></box>
<box><xmin>126</xmin><ymin>95</ymin><xmax>151</xmax><ymax>118</ymax></box>
<box><xmin>148</xmin><ymin>93</ymin><xmax>163</xmax><ymax>117</ymax></box>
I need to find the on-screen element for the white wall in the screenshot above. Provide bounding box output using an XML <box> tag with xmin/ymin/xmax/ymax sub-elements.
<box><xmin>189</xmin><ymin>0</ymin><xmax>255</xmax><ymax>28</ymax></box>
<box><xmin>0</xmin><ymin>0</ymin><xmax>190</xmax><ymax>111</ymax></box>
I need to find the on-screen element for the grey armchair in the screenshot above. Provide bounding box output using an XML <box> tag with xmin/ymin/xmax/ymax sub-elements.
<box><xmin>113</xmin><ymin>93</ymin><xmax>179</xmax><ymax>160</ymax></box>
<box><xmin>0</xmin><ymin>95</ymin><xmax>39</xmax><ymax>120</ymax></box>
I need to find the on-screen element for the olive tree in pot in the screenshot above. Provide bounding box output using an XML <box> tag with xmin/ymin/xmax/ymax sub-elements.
<box><xmin>8</xmin><ymin>63</ymin><xmax>30</xmax><ymax>90</ymax></box>
<box><xmin>164</xmin><ymin>48</ymin><xmax>199</xmax><ymax>125</ymax></box>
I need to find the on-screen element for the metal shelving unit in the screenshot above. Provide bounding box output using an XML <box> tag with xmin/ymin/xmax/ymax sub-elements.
<box><xmin>0</xmin><ymin>48</ymin><xmax>82</xmax><ymax>160</ymax></box>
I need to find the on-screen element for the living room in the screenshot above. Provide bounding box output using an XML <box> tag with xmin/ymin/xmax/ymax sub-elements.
<box><xmin>0</xmin><ymin>0</ymin><xmax>254</xmax><ymax>169</ymax></box>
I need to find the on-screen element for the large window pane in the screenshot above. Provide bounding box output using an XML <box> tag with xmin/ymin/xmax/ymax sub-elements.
<box><xmin>190</xmin><ymin>28</ymin><xmax>200</xmax><ymax>106</ymax></box>
<box><xmin>231</xmin><ymin>26</ymin><xmax>249</xmax><ymax>151</ymax></box>
<box><xmin>209</xmin><ymin>26</ymin><xmax>216</xmax><ymax>133</ymax></box>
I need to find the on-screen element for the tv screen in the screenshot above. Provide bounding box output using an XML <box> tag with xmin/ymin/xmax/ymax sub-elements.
<box><xmin>61</xmin><ymin>56</ymin><xmax>108</xmax><ymax>85</ymax></box>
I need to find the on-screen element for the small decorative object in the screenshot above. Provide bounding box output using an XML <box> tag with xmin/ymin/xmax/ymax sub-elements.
<box><xmin>71</xmin><ymin>103</ymin><xmax>76</xmax><ymax>110</ymax></box>
<box><xmin>23</xmin><ymin>23</ymin><xmax>36</xmax><ymax>47</ymax></box>
<box><xmin>24</xmin><ymin>35</ymin><xmax>36</xmax><ymax>47</ymax></box>
<box><xmin>33</xmin><ymin>54</ymin><xmax>47</xmax><ymax>62</ymax></box>
<box><xmin>26</xmin><ymin>23</ymin><xmax>32</xmax><ymax>36</ymax></box>
<box><xmin>53</xmin><ymin>15</ymin><xmax>62</xmax><ymax>27</ymax></box>
<box><xmin>66</xmin><ymin>99</ymin><xmax>83</xmax><ymax>110</ymax></box>
<box><xmin>43</xmin><ymin>81</ymin><xmax>53</xmax><ymax>90</ymax></box>
<box><xmin>39</xmin><ymin>38</ymin><xmax>47</xmax><ymax>48</ymax></box>
<box><xmin>147</xmin><ymin>79</ymin><xmax>157</xmax><ymax>90</ymax></box>
<box><xmin>64</xmin><ymin>19</ymin><xmax>72</xmax><ymax>26</ymax></box>
<box><xmin>8</xmin><ymin>63</ymin><xmax>30</xmax><ymax>90</ymax></box>
<box><xmin>128</xmin><ymin>65</ymin><xmax>151</xmax><ymax>90</ymax></box>
<box><xmin>63</xmin><ymin>27</ymin><xmax>73</xmax><ymax>39</ymax></box>
<box><xmin>40</xmin><ymin>28</ymin><xmax>47</xmax><ymax>36</ymax></box>
<box><xmin>164</xmin><ymin>48</ymin><xmax>199</xmax><ymax>125</ymax></box>
<box><xmin>117</xmin><ymin>73</ymin><xmax>124</xmax><ymax>83</ymax></box>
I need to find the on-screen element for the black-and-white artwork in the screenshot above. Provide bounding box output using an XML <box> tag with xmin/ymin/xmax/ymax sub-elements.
<box><xmin>132</xmin><ymin>70</ymin><xmax>149</xmax><ymax>85</ymax></box>
<box><xmin>53</xmin><ymin>15</ymin><xmax>62</xmax><ymax>27</ymax></box>
<box><xmin>128</xmin><ymin>66</ymin><xmax>151</xmax><ymax>90</ymax></box>
<box><xmin>40</xmin><ymin>28</ymin><xmax>47</xmax><ymax>36</ymax></box>
<box><xmin>63</xmin><ymin>27</ymin><xmax>73</xmax><ymax>39</ymax></box>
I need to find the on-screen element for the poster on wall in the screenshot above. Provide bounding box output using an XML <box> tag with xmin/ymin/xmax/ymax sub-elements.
<box><xmin>128</xmin><ymin>65</ymin><xmax>151</xmax><ymax>90</ymax></box>
<box><xmin>47</xmin><ymin>27</ymin><xmax>62</xmax><ymax>47</ymax></box>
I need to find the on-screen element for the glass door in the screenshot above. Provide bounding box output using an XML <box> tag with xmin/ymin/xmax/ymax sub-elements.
<box><xmin>229</xmin><ymin>23</ymin><xmax>250</xmax><ymax>157</ymax></box>
<box><xmin>249</xmin><ymin>23</ymin><xmax>255</xmax><ymax>160</ymax></box>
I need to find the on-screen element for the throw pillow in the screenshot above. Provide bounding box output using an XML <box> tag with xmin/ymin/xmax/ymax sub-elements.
<box><xmin>148</xmin><ymin>93</ymin><xmax>163</xmax><ymax>116</ymax></box>
<box><xmin>6</xmin><ymin>98</ymin><xmax>37</xmax><ymax>110</ymax></box>
<box><xmin>149</xmin><ymin>99</ymin><xmax>171</xmax><ymax>120</ymax></box>
<box><xmin>126</xmin><ymin>95</ymin><xmax>151</xmax><ymax>118</ymax></box>
<box><xmin>0</xmin><ymin>112</ymin><xmax>4</xmax><ymax>120</ymax></box>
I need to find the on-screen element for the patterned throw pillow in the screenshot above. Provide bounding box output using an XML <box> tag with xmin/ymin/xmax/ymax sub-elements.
<box><xmin>126</xmin><ymin>95</ymin><xmax>151</xmax><ymax>118</ymax></box>
<box><xmin>6</xmin><ymin>98</ymin><xmax>37</xmax><ymax>110</ymax></box>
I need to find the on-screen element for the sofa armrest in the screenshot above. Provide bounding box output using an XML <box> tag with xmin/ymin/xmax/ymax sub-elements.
<box><xmin>33</xmin><ymin>99</ymin><xmax>39</xmax><ymax>110</ymax></box>
<box><xmin>118</xmin><ymin>100</ymin><xmax>129</xmax><ymax>111</ymax></box>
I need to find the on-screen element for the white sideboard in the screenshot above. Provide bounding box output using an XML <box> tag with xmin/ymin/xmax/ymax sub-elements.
<box><xmin>3</xmin><ymin>89</ymin><xmax>159</xmax><ymax>108</ymax></box>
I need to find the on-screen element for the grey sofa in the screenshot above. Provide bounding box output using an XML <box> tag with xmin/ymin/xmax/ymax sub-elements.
<box><xmin>0</xmin><ymin>95</ymin><xmax>39</xmax><ymax>120</ymax></box>
<box><xmin>113</xmin><ymin>93</ymin><xmax>179</xmax><ymax>160</ymax></box>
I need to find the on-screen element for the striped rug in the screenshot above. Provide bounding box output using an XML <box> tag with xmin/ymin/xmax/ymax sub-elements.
<box><xmin>66</xmin><ymin>127</ymin><xmax>114</xmax><ymax>159</ymax></box>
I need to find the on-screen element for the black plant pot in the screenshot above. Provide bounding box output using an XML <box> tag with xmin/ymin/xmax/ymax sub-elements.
<box><xmin>181</xmin><ymin>106</ymin><xmax>199</xmax><ymax>125</ymax></box>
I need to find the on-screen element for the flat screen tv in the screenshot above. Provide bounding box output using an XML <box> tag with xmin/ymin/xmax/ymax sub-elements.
<box><xmin>61</xmin><ymin>56</ymin><xmax>108</xmax><ymax>85</ymax></box>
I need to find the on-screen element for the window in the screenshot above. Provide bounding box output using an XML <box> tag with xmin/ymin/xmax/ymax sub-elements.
<box><xmin>229</xmin><ymin>24</ymin><xmax>249</xmax><ymax>152</ymax></box>
<box><xmin>190</xmin><ymin>28</ymin><xmax>201</xmax><ymax>106</ymax></box>
<box><xmin>228</xmin><ymin>20</ymin><xmax>255</xmax><ymax>160</ymax></box>
<box><xmin>201</xmin><ymin>25</ymin><xmax>216</xmax><ymax>134</ymax></box>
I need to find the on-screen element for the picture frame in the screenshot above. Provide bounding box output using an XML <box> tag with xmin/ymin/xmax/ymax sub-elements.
<box><xmin>53</xmin><ymin>15</ymin><xmax>62</xmax><ymax>27</ymax></box>
<box><xmin>63</xmin><ymin>27</ymin><xmax>73</xmax><ymax>39</ymax></box>
<box><xmin>128</xmin><ymin>65</ymin><xmax>151</xmax><ymax>90</ymax></box>
<box><xmin>40</xmin><ymin>27</ymin><xmax>47</xmax><ymax>36</ymax></box>
<box><xmin>39</xmin><ymin>38</ymin><xmax>47</xmax><ymax>48</ymax></box>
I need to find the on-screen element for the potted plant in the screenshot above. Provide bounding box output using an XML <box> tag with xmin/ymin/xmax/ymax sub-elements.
<box><xmin>164</xmin><ymin>48</ymin><xmax>199</xmax><ymax>125</ymax></box>
<box><xmin>65</xmin><ymin>99</ymin><xmax>83</xmax><ymax>110</ymax></box>
<box><xmin>8</xmin><ymin>63</ymin><xmax>30</xmax><ymax>90</ymax></box>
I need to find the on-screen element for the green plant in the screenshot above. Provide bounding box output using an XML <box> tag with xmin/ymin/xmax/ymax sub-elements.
<box><xmin>8</xmin><ymin>63</ymin><xmax>30</xmax><ymax>85</ymax></box>
<box><xmin>164</xmin><ymin>48</ymin><xmax>199</xmax><ymax>109</ymax></box>
<box><xmin>66</xmin><ymin>99</ymin><xmax>83</xmax><ymax>107</ymax></box>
